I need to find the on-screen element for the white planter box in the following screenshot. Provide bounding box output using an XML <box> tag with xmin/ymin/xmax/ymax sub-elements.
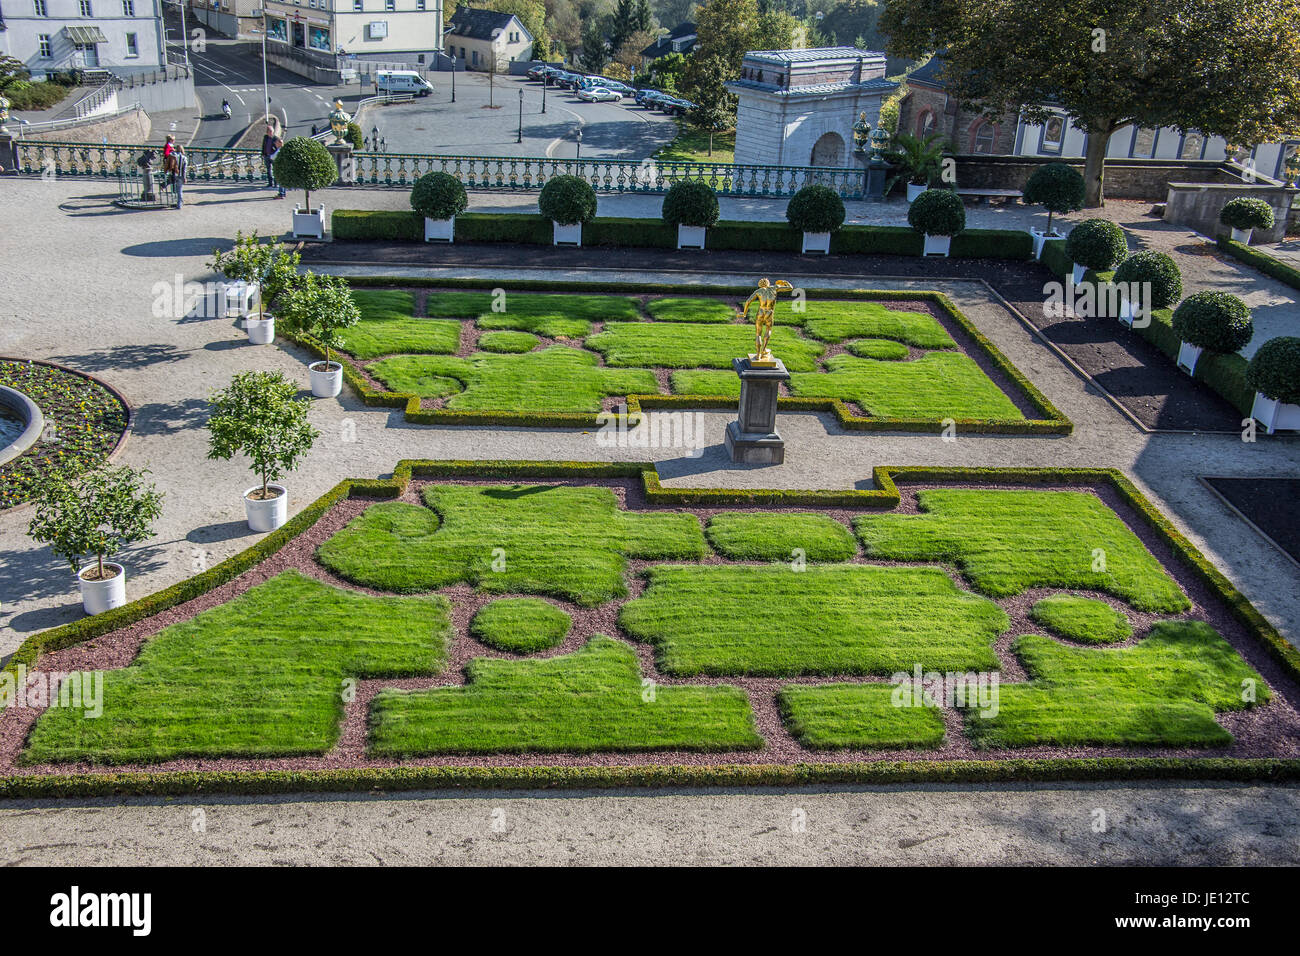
<box><xmin>1071</xmin><ymin>262</ymin><xmax>1088</xmax><ymax>285</ymax></box>
<box><xmin>1177</xmin><ymin>341</ymin><xmax>1203</xmax><ymax>376</ymax></box>
<box><xmin>309</xmin><ymin>360</ymin><xmax>343</xmax><ymax>398</ymax></box>
<box><xmin>244</xmin><ymin>484</ymin><xmax>288</xmax><ymax>532</ymax></box>
<box><xmin>923</xmin><ymin>234</ymin><xmax>952</xmax><ymax>257</ymax></box>
<box><xmin>801</xmin><ymin>231</ymin><xmax>831</xmax><ymax>255</ymax></box>
<box><xmin>78</xmin><ymin>562</ymin><xmax>126</xmax><ymax>616</ymax></box>
<box><xmin>677</xmin><ymin>224</ymin><xmax>706</xmax><ymax>250</ymax></box>
<box><xmin>552</xmin><ymin>221</ymin><xmax>582</xmax><ymax>246</ymax></box>
<box><xmin>1030</xmin><ymin>227</ymin><xmax>1063</xmax><ymax>260</ymax></box>
<box><xmin>906</xmin><ymin>182</ymin><xmax>926</xmax><ymax>202</ymax></box>
<box><xmin>292</xmin><ymin>205</ymin><xmax>326</xmax><ymax>239</ymax></box>
<box><xmin>244</xmin><ymin>313</ymin><xmax>275</xmax><ymax>345</ymax></box>
<box><xmin>1118</xmin><ymin>297</ymin><xmax>1137</xmax><ymax>327</ymax></box>
<box><xmin>424</xmin><ymin>216</ymin><xmax>455</xmax><ymax>242</ymax></box>
<box><xmin>1251</xmin><ymin>392</ymin><xmax>1300</xmax><ymax>434</ymax></box>
<box><xmin>217</xmin><ymin>280</ymin><xmax>259</xmax><ymax>318</ymax></box>
<box><xmin>1230</xmin><ymin>226</ymin><xmax>1252</xmax><ymax>244</ymax></box>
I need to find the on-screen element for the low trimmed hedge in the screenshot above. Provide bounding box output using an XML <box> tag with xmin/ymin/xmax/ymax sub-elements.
<box><xmin>1217</xmin><ymin>237</ymin><xmax>1300</xmax><ymax>292</ymax></box>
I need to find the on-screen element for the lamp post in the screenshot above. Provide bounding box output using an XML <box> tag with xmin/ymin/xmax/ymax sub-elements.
<box><xmin>255</xmin><ymin>7</ymin><xmax>270</xmax><ymax>129</ymax></box>
<box><xmin>575</xmin><ymin>127</ymin><xmax>582</xmax><ymax>161</ymax></box>
<box><xmin>372</xmin><ymin>124</ymin><xmax>379</xmax><ymax>150</ymax></box>
<box><xmin>541</xmin><ymin>70</ymin><xmax>547</xmax><ymax>113</ymax></box>
<box><xmin>517</xmin><ymin>89</ymin><xmax>524</xmax><ymax>144</ymax></box>
<box><xmin>450</xmin><ymin>55</ymin><xmax>456</xmax><ymax>103</ymax></box>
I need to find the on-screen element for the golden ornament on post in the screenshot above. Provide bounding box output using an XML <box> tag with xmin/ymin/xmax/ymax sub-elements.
<box><xmin>737</xmin><ymin>278</ymin><xmax>794</xmax><ymax>367</ymax></box>
<box><xmin>328</xmin><ymin>100</ymin><xmax>352</xmax><ymax>145</ymax></box>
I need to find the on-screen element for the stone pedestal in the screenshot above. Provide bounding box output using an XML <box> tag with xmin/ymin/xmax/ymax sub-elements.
<box><xmin>327</xmin><ymin>142</ymin><xmax>355</xmax><ymax>184</ymax></box>
<box><xmin>725</xmin><ymin>356</ymin><xmax>789</xmax><ymax>464</ymax></box>
<box><xmin>0</xmin><ymin>131</ymin><xmax>17</xmax><ymax>175</ymax></box>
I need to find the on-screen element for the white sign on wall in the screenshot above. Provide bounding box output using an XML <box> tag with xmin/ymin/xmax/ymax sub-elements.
<box><xmin>368</xmin><ymin>20</ymin><xmax>388</xmax><ymax>39</ymax></box>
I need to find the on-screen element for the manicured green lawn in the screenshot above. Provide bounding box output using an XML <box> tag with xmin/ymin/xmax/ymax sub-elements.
<box><xmin>779</xmin><ymin>684</ymin><xmax>947</xmax><ymax>749</ymax></box>
<box><xmin>587</xmin><ymin>322</ymin><xmax>824</xmax><ymax>371</ymax></box>
<box><xmin>471</xmin><ymin>597</ymin><xmax>571</xmax><ymax>653</ymax></box>
<box><xmin>645</xmin><ymin>297</ymin><xmax>738</xmax><ymax>323</ymax></box>
<box><xmin>477</xmin><ymin>330</ymin><xmax>539</xmax><ymax>353</ymax></box>
<box><xmin>341</xmin><ymin>286</ymin><xmax>461</xmax><ymax>359</ymax></box>
<box><xmin>789</xmin><ymin>353</ymin><xmax>1024</xmax><ymax>419</ymax></box>
<box><xmin>424</xmin><ymin>291</ymin><xmax>638</xmax><ymax>338</ymax></box>
<box><xmin>619</xmin><ymin>564</ymin><xmax>1008</xmax><ymax>676</ymax></box>
<box><xmin>669</xmin><ymin>369</ymin><xmax>742</xmax><ymax>396</ymax></box>
<box><xmin>705</xmin><ymin>512</ymin><xmax>858</xmax><ymax>562</ymax></box>
<box><xmin>847</xmin><ymin>338</ymin><xmax>911</xmax><ymax>360</ymax></box>
<box><xmin>316</xmin><ymin>484</ymin><xmax>707</xmax><ymax>606</ymax></box>
<box><xmin>855</xmin><ymin>489</ymin><xmax>1190</xmax><ymax>612</ymax></box>
<box><xmin>369</xmin><ymin>348</ymin><xmax>660</xmax><ymax>413</ymax></box>
<box><xmin>1030</xmin><ymin>594</ymin><xmax>1132</xmax><ymax>644</ymax></box>
<box><xmin>786</xmin><ymin>302</ymin><xmax>957</xmax><ymax>349</ymax></box>
<box><xmin>22</xmin><ymin>572</ymin><xmax>451</xmax><ymax>764</ymax></box>
<box><xmin>968</xmin><ymin>621</ymin><xmax>1267</xmax><ymax>748</ymax></box>
<box><xmin>369</xmin><ymin>636</ymin><xmax>761</xmax><ymax>755</ymax></box>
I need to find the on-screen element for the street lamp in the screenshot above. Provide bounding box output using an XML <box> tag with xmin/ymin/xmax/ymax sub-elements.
<box><xmin>575</xmin><ymin>127</ymin><xmax>582</xmax><ymax>160</ymax></box>
<box><xmin>372</xmin><ymin>125</ymin><xmax>379</xmax><ymax>150</ymax></box>
<box><xmin>517</xmin><ymin>88</ymin><xmax>523</xmax><ymax>144</ymax></box>
<box><xmin>253</xmin><ymin>7</ymin><xmax>270</xmax><ymax>128</ymax></box>
<box><xmin>450</xmin><ymin>55</ymin><xmax>456</xmax><ymax>103</ymax></box>
<box><xmin>541</xmin><ymin>71</ymin><xmax>547</xmax><ymax>114</ymax></box>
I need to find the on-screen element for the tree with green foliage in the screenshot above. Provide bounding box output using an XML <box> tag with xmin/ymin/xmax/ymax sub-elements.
<box><xmin>686</xmin><ymin>58</ymin><xmax>736</xmax><ymax>154</ymax></box>
<box><xmin>278</xmin><ymin>272</ymin><xmax>361</xmax><ymax>370</ymax></box>
<box><xmin>610</xmin><ymin>0</ymin><xmax>655</xmax><ymax>50</ymax></box>
<box><xmin>580</xmin><ymin>17</ymin><xmax>612</xmax><ymax>72</ymax></box>
<box><xmin>28</xmin><ymin>466</ymin><xmax>164</xmax><ymax>579</ymax></box>
<box><xmin>206</xmin><ymin>371</ymin><xmax>320</xmax><ymax>501</ymax></box>
<box><xmin>880</xmin><ymin>0</ymin><xmax>1300</xmax><ymax>206</ymax></box>
<box><xmin>206</xmin><ymin>230</ymin><xmax>302</xmax><ymax>314</ymax></box>
<box><xmin>271</xmin><ymin>137</ymin><xmax>337</xmax><ymax>212</ymax></box>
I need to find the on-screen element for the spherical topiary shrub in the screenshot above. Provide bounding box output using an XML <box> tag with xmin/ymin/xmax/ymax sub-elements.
<box><xmin>785</xmin><ymin>184</ymin><xmax>846</xmax><ymax>233</ymax></box>
<box><xmin>1022</xmin><ymin>162</ymin><xmax>1085</xmax><ymax>233</ymax></box>
<box><xmin>272</xmin><ymin>137</ymin><xmax>338</xmax><ymax>210</ymax></box>
<box><xmin>906</xmin><ymin>188</ymin><xmax>966</xmax><ymax>236</ymax></box>
<box><xmin>410</xmin><ymin>171</ymin><xmax>469</xmax><ymax>221</ymax></box>
<box><xmin>661</xmin><ymin>179</ymin><xmax>720</xmax><ymax>228</ymax></box>
<box><xmin>1219</xmin><ymin>197</ymin><xmax>1275</xmax><ymax>231</ymax></box>
<box><xmin>1172</xmin><ymin>291</ymin><xmax>1254</xmax><ymax>354</ymax></box>
<box><xmin>1064</xmin><ymin>218</ymin><xmax>1128</xmax><ymax>271</ymax></box>
<box><xmin>1246</xmin><ymin>336</ymin><xmax>1300</xmax><ymax>405</ymax></box>
<box><xmin>1112</xmin><ymin>251</ymin><xmax>1183</xmax><ymax>310</ymax></box>
<box><xmin>345</xmin><ymin>121</ymin><xmax>364</xmax><ymax>150</ymax></box>
<box><xmin>538</xmin><ymin>174</ymin><xmax>598</xmax><ymax>225</ymax></box>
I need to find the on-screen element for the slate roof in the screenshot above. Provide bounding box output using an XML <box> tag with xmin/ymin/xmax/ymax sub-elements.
<box><xmin>743</xmin><ymin>47</ymin><xmax>884</xmax><ymax>64</ymax></box>
<box><xmin>446</xmin><ymin>7</ymin><xmax>533</xmax><ymax>42</ymax></box>
<box><xmin>641</xmin><ymin>22</ymin><xmax>698</xmax><ymax>59</ymax></box>
<box><xmin>727</xmin><ymin>77</ymin><xmax>898</xmax><ymax>98</ymax></box>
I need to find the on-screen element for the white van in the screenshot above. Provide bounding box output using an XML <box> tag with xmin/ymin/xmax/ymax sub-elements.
<box><xmin>376</xmin><ymin>70</ymin><xmax>435</xmax><ymax>97</ymax></box>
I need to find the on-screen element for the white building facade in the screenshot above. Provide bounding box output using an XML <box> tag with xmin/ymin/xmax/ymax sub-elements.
<box><xmin>0</xmin><ymin>0</ymin><xmax>166</xmax><ymax>77</ymax></box>
<box><xmin>262</xmin><ymin>0</ymin><xmax>445</xmax><ymax>64</ymax></box>
<box><xmin>443</xmin><ymin>7</ymin><xmax>533</xmax><ymax>71</ymax></box>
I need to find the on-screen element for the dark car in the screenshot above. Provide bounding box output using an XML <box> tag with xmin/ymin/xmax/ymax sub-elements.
<box><xmin>526</xmin><ymin>65</ymin><xmax>549</xmax><ymax>81</ymax></box>
<box><xmin>634</xmin><ymin>88</ymin><xmax>665</xmax><ymax>106</ymax></box>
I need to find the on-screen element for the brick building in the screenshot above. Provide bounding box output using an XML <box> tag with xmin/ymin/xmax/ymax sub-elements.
<box><xmin>896</xmin><ymin>56</ymin><xmax>1015</xmax><ymax>153</ymax></box>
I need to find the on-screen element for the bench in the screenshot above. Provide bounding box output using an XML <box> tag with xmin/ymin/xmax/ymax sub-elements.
<box><xmin>956</xmin><ymin>187</ymin><xmax>1024</xmax><ymax>206</ymax></box>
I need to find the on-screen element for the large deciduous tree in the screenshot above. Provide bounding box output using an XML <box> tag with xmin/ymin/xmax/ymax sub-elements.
<box><xmin>880</xmin><ymin>0</ymin><xmax>1300</xmax><ymax>206</ymax></box>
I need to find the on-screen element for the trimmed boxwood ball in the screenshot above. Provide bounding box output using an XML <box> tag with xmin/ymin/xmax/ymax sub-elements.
<box><xmin>1112</xmin><ymin>251</ymin><xmax>1183</xmax><ymax>309</ymax></box>
<box><xmin>1247</xmin><ymin>336</ymin><xmax>1300</xmax><ymax>404</ymax></box>
<box><xmin>1219</xmin><ymin>197</ymin><xmax>1275</xmax><ymax>231</ymax></box>
<box><xmin>1172</xmin><ymin>291</ymin><xmax>1253</xmax><ymax>354</ymax></box>
<box><xmin>538</xmin><ymin>175</ymin><xmax>598</xmax><ymax>225</ymax></box>
<box><xmin>410</xmin><ymin>171</ymin><xmax>469</xmax><ymax>221</ymax></box>
<box><xmin>661</xmin><ymin>179</ymin><xmax>720</xmax><ymax>228</ymax></box>
<box><xmin>272</xmin><ymin>137</ymin><xmax>338</xmax><ymax>210</ymax></box>
<box><xmin>1064</xmin><ymin>218</ymin><xmax>1128</xmax><ymax>270</ymax></box>
<box><xmin>906</xmin><ymin>188</ymin><xmax>966</xmax><ymax>236</ymax></box>
<box><xmin>786</xmin><ymin>185</ymin><xmax>846</xmax><ymax>233</ymax></box>
<box><xmin>1022</xmin><ymin>162</ymin><xmax>1085</xmax><ymax>232</ymax></box>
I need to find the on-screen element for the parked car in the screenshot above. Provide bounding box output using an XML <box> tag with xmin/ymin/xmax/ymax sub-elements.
<box><xmin>555</xmin><ymin>71</ymin><xmax>585</xmax><ymax>90</ymax></box>
<box><xmin>577</xmin><ymin>86</ymin><xmax>622</xmax><ymax>102</ymax></box>
<box><xmin>634</xmin><ymin>88</ymin><xmax>666</xmax><ymax>106</ymax></box>
<box><xmin>595</xmin><ymin>79</ymin><xmax>634</xmax><ymax>95</ymax></box>
<box><xmin>526</xmin><ymin>65</ymin><xmax>549</xmax><ymax>81</ymax></box>
<box><xmin>376</xmin><ymin>69</ymin><xmax>435</xmax><ymax>97</ymax></box>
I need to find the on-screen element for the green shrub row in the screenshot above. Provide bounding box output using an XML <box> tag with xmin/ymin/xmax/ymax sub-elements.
<box><xmin>1216</xmin><ymin>236</ymin><xmax>1300</xmax><ymax>293</ymax></box>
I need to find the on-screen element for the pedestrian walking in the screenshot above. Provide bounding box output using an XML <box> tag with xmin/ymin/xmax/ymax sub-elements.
<box><xmin>170</xmin><ymin>144</ymin><xmax>188</xmax><ymax>209</ymax></box>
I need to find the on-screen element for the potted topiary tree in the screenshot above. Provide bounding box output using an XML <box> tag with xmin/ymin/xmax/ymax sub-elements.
<box><xmin>1219</xmin><ymin>197</ymin><xmax>1275</xmax><ymax>245</ymax></box>
<box><xmin>1022</xmin><ymin>162</ymin><xmax>1085</xmax><ymax>258</ymax></box>
<box><xmin>906</xmin><ymin>188</ymin><xmax>966</xmax><ymax>257</ymax></box>
<box><xmin>1171</xmin><ymin>290</ymin><xmax>1253</xmax><ymax>375</ymax></box>
<box><xmin>411</xmin><ymin>170</ymin><xmax>468</xmax><ymax>243</ymax></box>
<box><xmin>207</xmin><ymin>231</ymin><xmax>302</xmax><ymax>344</ymax></box>
<box><xmin>206</xmin><ymin>370</ymin><xmax>320</xmax><ymax>532</ymax></box>
<box><xmin>885</xmin><ymin>132</ymin><xmax>949</xmax><ymax>202</ymax></box>
<box><xmin>1111</xmin><ymin>250</ymin><xmax>1182</xmax><ymax>326</ymax></box>
<box><xmin>1247</xmin><ymin>336</ymin><xmax>1300</xmax><ymax>433</ymax></box>
<box><xmin>27</xmin><ymin>465</ymin><xmax>164</xmax><ymax>615</ymax></box>
<box><xmin>538</xmin><ymin>174</ymin><xmax>597</xmax><ymax>246</ymax></box>
<box><xmin>272</xmin><ymin>136</ymin><xmax>338</xmax><ymax>240</ymax></box>
<box><xmin>661</xmin><ymin>179</ymin><xmax>720</xmax><ymax>250</ymax></box>
<box><xmin>278</xmin><ymin>272</ymin><xmax>361</xmax><ymax>398</ymax></box>
<box><xmin>786</xmin><ymin>184</ymin><xmax>846</xmax><ymax>254</ymax></box>
<box><xmin>1064</xmin><ymin>218</ymin><xmax>1128</xmax><ymax>285</ymax></box>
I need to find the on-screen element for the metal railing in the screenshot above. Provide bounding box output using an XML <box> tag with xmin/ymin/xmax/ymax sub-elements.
<box><xmin>14</xmin><ymin>103</ymin><xmax>145</xmax><ymax>139</ymax></box>
<box><xmin>116</xmin><ymin>167</ymin><xmax>177</xmax><ymax>207</ymax></box>
<box><xmin>17</xmin><ymin>141</ymin><xmax>266</xmax><ymax>182</ymax></box>
<box><xmin>72</xmin><ymin>78</ymin><xmax>121</xmax><ymax>119</ymax></box>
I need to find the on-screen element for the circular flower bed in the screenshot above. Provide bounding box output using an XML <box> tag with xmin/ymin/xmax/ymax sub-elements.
<box><xmin>0</xmin><ymin>360</ymin><xmax>128</xmax><ymax>509</ymax></box>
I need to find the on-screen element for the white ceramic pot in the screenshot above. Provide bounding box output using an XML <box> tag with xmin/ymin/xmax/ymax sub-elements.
<box><xmin>244</xmin><ymin>484</ymin><xmax>288</xmax><ymax>532</ymax></box>
<box><xmin>923</xmin><ymin>234</ymin><xmax>952</xmax><ymax>257</ymax></box>
<box><xmin>1030</xmin><ymin>228</ymin><xmax>1062</xmax><ymax>260</ymax></box>
<box><xmin>309</xmin><ymin>360</ymin><xmax>343</xmax><ymax>398</ymax></box>
<box><xmin>1251</xmin><ymin>392</ymin><xmax>1300</xmax><ymax>435</ymax></box>
<box><xmin>425</xmin><ymin>216</ymin><xmax>455</xmax><ymax>242</ymax></box>
<box><xmin>1177</xmin><ymin>341</ymin><xmax>1203</xmax><ymax>376</ymax></box>
<box><xmin>906</xmin><ymin>182</ymin><xmax>926</xmax><ymax>202</ymax></box>
<box><xmin>292</xmin><ymin>205</ymin><xmax>326</xmax><ymax>239</ymax></box>
<box><xmin>78</xmin><ymin>562</ymin><xmax>127</xmax><ymax>615</ymax></box>
<box><xmin>1230</xmin><ymin>226</ymin><xmax>1252</xmax><ymax>244</ymax></box>
<box><xmin>552</xmin><ymin>221</ymin><xmax>582</xmax><ymax>246</ymax></box>
<box><xmin>677</xmin><ymin>224</ymin><xmax>706</xmax><ymax>250</ymax></box>
<box><xmin>1071</xmin><ymin>262</ymin><xmax>1088</xmax><ymax>285</ymax></box>
<box><xmin>244</xmin><ymin>312</ymin><xmax>275</xmax><ymax>345</ymax></box>
<box><xmin>801</xmin><ymin>231</ymin><xmax>831</xmax><ymax>255</ymax></box>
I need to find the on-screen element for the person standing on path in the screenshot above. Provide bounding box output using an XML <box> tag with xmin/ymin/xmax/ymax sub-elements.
<box><xmin>261</xmin><ymin>125</ymin><xmax>281</xmax><ymax>189</ymax></box>
<box><xmin>170</xmin><ymin>144</ymin><xmax>188</xmax><ymax>209</ymax></box>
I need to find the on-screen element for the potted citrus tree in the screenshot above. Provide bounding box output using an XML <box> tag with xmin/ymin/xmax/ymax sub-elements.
<box><xmin>1064</xmin><ymin>218</ymin><xmax>1128</xmax><ymax>285</ymax></box>
<box><xmin>662</xmin><ymin>179</ymin><xmax>719</xmax><ymax>250</ymax></box>
<box><xmin>1247</xmin><ymin>336</ymin><xmax>1300</xmax><ymax>434</ymax></box>
<box><xmin>1023</xmin><ymin>162</ymin><xmax>1085</xmax><ymax>258</ymax></box>
<box><xmin>206</xmin><ymin>370</ymin><xmax>319</xmax><ymax>532</ymax></box>
<box><xmin>207</xmin><ymin>231</ymin><xmax>302</xmax><ymax>344</ymax></box>
<box><xmin>279</xmin><ymin>272</ymin><xmax>361</xmax><ymax>398</ymax></box>
<box><xmin>1219</xmin><ymin>197</ymin><xmax>1275</xmax><ymax>245</ymax></box>
<box><xmin>1171</xmin><ymin>291</ymin><xmax>1253</xmax><ymax>375</ymax></box>
<box><xmin>272</xmin><ymin>137</ymin><xmax>338</xmax><ymax>240</ymax></box>
<box><xmin>907</xmin><ymin>188</ymin><xmax>966</xmax><ymax>256</ymax></box>
<box><xmin>1111</xmin><ymin>250</ymin><xmax>1182</xmax><ymax>326</ymax></box>
<box><xmin>411</xmin><ymin>170</ymin><xmax>468</xmax><ymax>243</ymax></box>
<box><xmin>538</xmin><ymin>174</ymin><xmax>597</xmax><ymax>246</ymax></box>
<box><xmin>786</xmin><ymin>184</ymin><xmax>846</xmax><ymax>254</ymax></box>
<box><xmin>27</xmin><ymin>465</ymin><xmax>164</xmax><ymax>616</ymax></box>
<box><xmin>886</xmin><ymin>132</ymin><xmax>949</xmax><ymax>202</ymax></box>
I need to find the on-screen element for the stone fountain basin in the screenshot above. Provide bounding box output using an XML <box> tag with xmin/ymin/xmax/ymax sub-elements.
<box><xmin>0</xmin><ymin>384</ymin><xmax>45</xmax><ymax>467</ymax></box>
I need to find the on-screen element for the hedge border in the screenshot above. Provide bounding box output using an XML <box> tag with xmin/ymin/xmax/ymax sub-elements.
<box><xmin>1216</xmin><ymin>236</ymin><xmax>1300</xmax><ymax>293</ymax></box>
<box><xmin>3</xmin><ymin>461</ymin><xmax>1297</xmax><ymax>796</ymax></box>
<box><xmin>287</xmin><ymin>280</ymin><xmax>1071</xmax><ymax>435</ymax></box>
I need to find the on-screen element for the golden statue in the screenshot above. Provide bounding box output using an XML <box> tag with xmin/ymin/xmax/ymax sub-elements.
<box><xmin>738</xmin><ymin>278</ymin><xmax>794</xmax><ymax>366</ymax></box>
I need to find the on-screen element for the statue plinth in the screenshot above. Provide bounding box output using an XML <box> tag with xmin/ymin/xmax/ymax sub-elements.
<box><xmin>725</xmin><ymin>356</ymin><xmax>789</xmax><ymax>464</ymax></box>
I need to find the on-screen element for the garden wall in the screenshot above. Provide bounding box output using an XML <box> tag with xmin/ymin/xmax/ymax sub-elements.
<box><xmin>952</xmin><ymin>154</ymin><xmax>1243</xmax><ymax>201</ymax></box>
